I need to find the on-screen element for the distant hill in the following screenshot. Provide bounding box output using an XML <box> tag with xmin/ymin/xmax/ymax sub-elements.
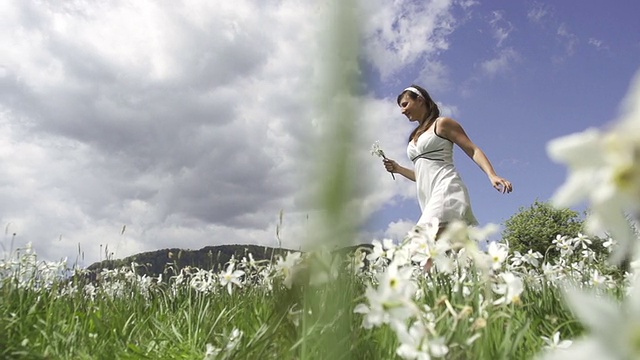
<box><xmin>86</xmin><ymin>243</ymin><xmax>373</xmax><ymax>278</ymax></box>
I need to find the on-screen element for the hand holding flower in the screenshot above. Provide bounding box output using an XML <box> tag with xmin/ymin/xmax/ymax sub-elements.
<box><xmin>371</xmin><ymin>141</ymin><xmax>395</xmax><ymax>180</ymax></box>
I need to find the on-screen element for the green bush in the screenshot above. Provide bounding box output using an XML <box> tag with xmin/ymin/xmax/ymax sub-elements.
<box><xmin>502</xmin><ymin>200</ymin><xmax>584</xmax><ymax>258</ymax></box>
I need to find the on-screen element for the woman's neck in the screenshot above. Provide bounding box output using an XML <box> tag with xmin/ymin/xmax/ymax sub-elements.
<box><xmin>418</xmin><ymin>117</ymin><xmax>434</xmax><ymax>130</ymax></box>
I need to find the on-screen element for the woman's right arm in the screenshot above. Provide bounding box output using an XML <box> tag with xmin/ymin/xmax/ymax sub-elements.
<box><xmin>383</xmin><ymin>159</ymin><xmax>416</xmax><ymax>182</ymax></box>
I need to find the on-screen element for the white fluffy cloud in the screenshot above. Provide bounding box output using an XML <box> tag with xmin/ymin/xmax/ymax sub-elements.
<box><xmin>360</xmin><ymin>0</ymin><xmax>466</xmax><ymax>79</ymax></box>
<box><xmin>480</xmin><ymin>48</ymin><xmax>520</xmax><ymax>78</ymax></box>
<box><xmin>0</xmin><ymin>0</ymin><xmax>465</xmax><ymax>264</ymax></box>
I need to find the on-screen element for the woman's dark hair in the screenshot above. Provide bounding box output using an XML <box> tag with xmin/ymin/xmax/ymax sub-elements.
<box><xmin>397</xmin><ymin>84</ymin><xmax>440</xmax><ymax>143</ymax></box>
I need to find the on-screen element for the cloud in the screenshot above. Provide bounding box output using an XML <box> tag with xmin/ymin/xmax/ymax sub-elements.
<box><xmin>384</xmin><ymin>219</ymin><xmax>415</xmax><ymax>241</ymax></box>
<box><xmin>489</xmin><ymin>11</ymin><xmax>514</xmax><ymax>47</ymax></box>
<box><xmin>418</xmin><ymin>60</ymin><xmax>451</xmax><ymax>91</ymax></box>
<box><xmin>0</xmin><ymin>0</ymin><xmax>325</xmax><ymax>263</ymax></box>
<box><xmin>480</xmin><ymin>48</ymin><xmax>520</xmax><ymax>78</ymax></box>
<box><xmin>359</xmin><ymin>0</ymin><xmax>472</xmax><ymax>80</ymax></box>
<box><xmin>1</xmin><ymin>0</ymin><xmax>466</xmax><ymax>264</ymax></box>
<box><xmin>554</xmin><ymin>24</ymin><xmax>579</xmax><ymax>62</ymax></box>
<box><xmin>588</xmin><ymin>38</ymin><xmax>607</xmax><ymax>51</ymax></box>
<box><xmin>527</xmin><ymin>2</ymin><xmax>552</xmax><ymax>24</ymax></box>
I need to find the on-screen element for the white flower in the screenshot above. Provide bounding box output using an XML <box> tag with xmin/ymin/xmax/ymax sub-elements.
<box><xmin>573</xmin><ymin>233</ymin><xmax>593</xmax><ymax>250</ymax></box>
<box><xmin>438</xmin><ymin>221</ymin><xmax>499</xmax><ymax>273</ymax></box>
<box><xmin>354</xmin><ymin>261</ymin><xmax>418</xmax><ymax>329</ymax></box>
<box><xmin>487</xmin><ymin>241</ymin><xmax>508</xmax><ymax>271</ymax></box>
<box><xmin>219</xmin><ymin>263</ymin><xmax>244</xmax><ymax>295</ymax></box>
<box><xmin>522</xmin><ymin>250</ymin><xmax>543</xmax><ymax>268</ymax></box>
<box><xmin>226</xmin><ymin>328</ymin><xmax>243</xmax><ymax>351</ymax></box>
<box><xmin>274</xmin><ymin>252</ymin><xmax>303</xmax><ymax>289</ymax></box>
<box><xmin>367</xmin><ymin>239</ymin><xmax>396</xmax><ymax>266</ymax></box>
<box><xmin>541</xmin><ymin>331</ymin><xmax>572</xmax><ymax>350</ymax></box>
<box><xmin>492</xmin><ymin>272</ymin><xmax>524</xmax><ymax>305</ymax></box>
<box><xmin>203</xmin><ymin>343</ymin><xmax>220</xmax><ymax>360</ymax></box>
<box><xmin>371</xmin><ymin>140</ymin><xmax>395</xmax><ymax>179</ymax></box>
<box><xmin>541</xmin><ymin>271</ymin><xmax>640</xmax><ymax>359</ymax></box>
<box><xmin>602</xmin><ymin>237</ymin><xmax>617</xmax><ymax>252</ymax></box>
<box><xmin>590</xmin><ymin>269</ymin><xmax>605</xmax><ymax>286</ymax></box>
<box><xmin>552</xmin><ymin>235</ymin><xmax>573</xmax><ymax>257</ymax></box>
<box><xmin>395</xmin><ymin>321</ymin><xmax>442</xmax><ymax>360</ymax></box>
<box><xmin>370</xmin><ymin>140</ymin><xmax>386</xmax><ymax>158</ymax></box>
<box><xmin>378</xmin><ymin>260</ymin><xmax>417</xmax><ymax>299</ymax></box>
<box><xmin>354</xmin><ymin>284</ymin><xmax>417</xmax><ymax>330</ymax></box>
<box><xmin>546</xmin><ymin>71</ymin><xmax>640</xmax><ymax>265</ymax></box>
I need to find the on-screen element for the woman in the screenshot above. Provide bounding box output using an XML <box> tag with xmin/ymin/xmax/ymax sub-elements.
<box><xmin>383</xmin><ymin>85</ymin><xmax>512</xmax><ymax>232</ymax></box>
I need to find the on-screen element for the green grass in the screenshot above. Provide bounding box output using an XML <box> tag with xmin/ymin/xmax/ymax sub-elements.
<box><xmin>1</xmin><ymin>250</ymin><xmax>608</xmax><ymax>360</ymax></box>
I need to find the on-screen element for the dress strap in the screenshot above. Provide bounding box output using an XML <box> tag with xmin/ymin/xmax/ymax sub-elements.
<box><xmin>411</xmin><ymin>148</ymin><xmax>445</xmax><ymax>162</ymax></box>
<box><xmin>432</xmin><ymin>117</ymin><xmax>453</xmax><ymax>142</ymax></box>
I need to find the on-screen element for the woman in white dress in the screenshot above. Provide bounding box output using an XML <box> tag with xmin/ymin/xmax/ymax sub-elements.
<box><xmin>383</xmin><ymin>85</ymin><xmax>512</xmax><ymax>234</ymax></box>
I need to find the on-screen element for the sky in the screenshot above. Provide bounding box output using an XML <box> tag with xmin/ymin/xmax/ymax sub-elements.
<box><xmin>1</xmin><ymin>0</ymin><xmax>639</xmax><ymax>265</ymax></box>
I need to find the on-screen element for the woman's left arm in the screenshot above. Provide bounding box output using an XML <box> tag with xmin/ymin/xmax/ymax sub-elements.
<box><xmin>438</xmin><ymin>117</ymin><xmax>513</xmax><ymax>194</ymax></box>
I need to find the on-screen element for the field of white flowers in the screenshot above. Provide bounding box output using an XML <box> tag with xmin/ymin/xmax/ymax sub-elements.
<box><xmin>0</xmin><ymin>222</ymin><xmax>632</xmax><ymax>359</ymax></box>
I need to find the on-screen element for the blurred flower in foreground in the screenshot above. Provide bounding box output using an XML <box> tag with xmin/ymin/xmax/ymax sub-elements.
<box><xmin>540</xmin><ymin>272</ymin><xmax>640</xmax><ymax>360</ymax></box>
<box><xmin>541</xmin><ymin>331</ymin><xmax>572</xmax><ymax>351</ymax></box>
<box><xmin>274</xmin><ymin>252</ymin><xmax>303</xmax><ymax>289</ymax></box>
<box><xmin>546</xmin><ymin>70</ymin><xmax>640</xmax><ymax>265</ymax></box>
<box><xmin>371</xmin><ymin>140</ymin><xmax>395</xmax><ymax>179</ymax></box>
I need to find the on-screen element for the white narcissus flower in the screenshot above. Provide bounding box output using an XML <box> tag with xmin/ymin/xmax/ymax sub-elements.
<box><xmin>371</xmin><ymin>140</ymin><xmax>395</xmax><ymax>179</ymax></box>
<box><xmin>492</xmin><ymin>272</ymin><xmax>524</xmax><ymax>305</ymax></box>
<box><xmin>523</xmin><ymin>250</ymin><xmax>543</xmax><ymax>268</ymax></box>
<box><xmin>274</xmin><ymin>251</ymin><xmax>303</xmax><ymax>289</ymax></box>
<box><xmin>541</xmin><ymin>270</ymin><xmax>640</xmax><ymax>360</ymax></box>
<box><xmin>395</xmin><ymin>321</ymin><xmax>438</xmax><ymax>360</ymax></box>
<box><xmin>487</xmin><ymin>241</ymin><xmax>508</xmax><ymax>271</ymax></box>
<box><xmin>204</xmin><ymin>343</ymin><xmax>220</xmax><ymax>360</ymax></box>
<box><xmin>226</xmin><ymin>328</ymin><xmax>243</xmax><ymax>351</ymax></box>
<box><xmin>370</xmin><ymin>140</ymin><xmax>386</xmax><ymax>157</ymax></box>
<box><xmin>547</xmin><ymin>71</ymin><xmax>640</xmax><ymax>265</ymax></box>
<box><xmin>378</xmin><ymin>260</ymin><xmax>418</xmax><ymax>298</ymax></box>
<box><xmin>367</xmin><ymin>239</ymin><xmax>397</xmax><ymax>266</ymax></box>
<box><xmin>219</xmin><ymin>263</ymin><xmax>245</xmax><ymax>295</ymax></box>
<box><xmin>541</xmin><ymin>331</ymin><xmax>572</xmax><ymax>350</ymax></box>
<box><xmin>354</xmin><ymin>261</ymin><xmax>419</xmax><ymax>329</ymax></box>
<box><xmin>589</xmin><ymin>270</ymin><xmax>608</xmax><ymax>288</ymax></box>
<box><xmin>430</xmin><ymin>239</ymin><xmax>454</xmax><ymax>274</ymax></box>
<box><xmin>552</xmin><ymin>235</ymin><xmax>573</xmax><ymax>257</ymax></box>
<box><xmin>439</xmin><ymin>221</ymin><xmax>499</xmax><ymax>273</ymax></box>
<box><xmin>573</xmin><ymin>233</ymin><xmax>593</xmax><ymax>250</ymax></box>
<box><xmin>354</xmin><ymin>285</ymin><xmax>416</xmax><ymax>330</ymax></box>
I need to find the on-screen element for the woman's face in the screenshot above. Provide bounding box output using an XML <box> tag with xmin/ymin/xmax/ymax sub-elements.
<box><xmin>398</xmin><ymin>93</ymin><xmax>426</xmax><ymax>123</ymax></box>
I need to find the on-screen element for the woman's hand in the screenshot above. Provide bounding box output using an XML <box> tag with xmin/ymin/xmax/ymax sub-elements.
<box><xmin>383</xmin><ymin>158</ymin><xmax>400</xmax><ymax>174</ymax></box>
<box><xmin>490</xmin><ymin>175</ymin><xmax>513</xmax><ymax>194</ymax></box>
<box><xmin>382</xmin><ymin>159</ymin><xmax>416</xmax><ymax>181</ymax></box>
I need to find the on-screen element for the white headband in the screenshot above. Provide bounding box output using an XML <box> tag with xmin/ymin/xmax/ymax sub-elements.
<box><xmin>403</xmin><ymin>87</ymin><xmax>424</xmax><ymax>99</ymax></box>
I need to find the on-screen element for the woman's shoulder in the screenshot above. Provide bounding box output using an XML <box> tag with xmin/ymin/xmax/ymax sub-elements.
<box><xmin>434</xmin><ymin>117</ymin><xmax>464</xmax><ymax>141</ymax></box>
<box><xmin>436</xmin><ymin>116</ymin><xmax>464</xmax><ymax>131</ymax></box>
<box><xmin>436</xmin><ymin>116</ymin><xmax>458</xmax><ymax>124</ymax></box>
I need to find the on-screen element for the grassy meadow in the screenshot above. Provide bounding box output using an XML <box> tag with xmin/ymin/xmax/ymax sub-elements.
<box><xmin>0</xmin><ymin>232</ymin><xmax>626</xmax><ymax>359</ymax></box>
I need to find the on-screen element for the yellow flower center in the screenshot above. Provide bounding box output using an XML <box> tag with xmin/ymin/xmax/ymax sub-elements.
<box><xmin>389</xmin><ymin>278</ymin><xmax>397</xmax><ymax>289</ymax></box>
<box><xmin>613</xmin><ymin>163</ymin><xmax>639</xmax><ymax>190</ymax></box>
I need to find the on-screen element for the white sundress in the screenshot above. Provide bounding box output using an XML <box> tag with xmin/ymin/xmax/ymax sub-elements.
<box><xmin>407</xmin><ymin>119</ymin><xmax>478</xmax><ymax>227</ymax></box>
